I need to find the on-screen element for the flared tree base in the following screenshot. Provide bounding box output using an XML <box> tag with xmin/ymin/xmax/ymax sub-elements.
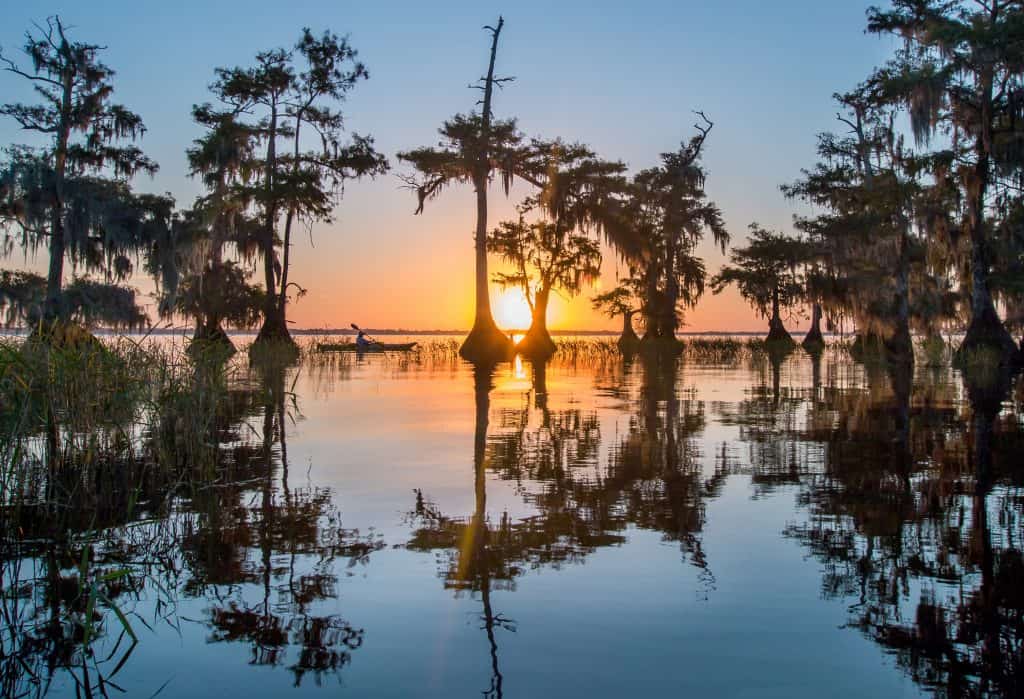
<box><xmin>249</xmin><ymin>312</ymin><xmax>299</xmax><ymax>364</ymax></box>
<box><xmin>516</xmin><ymin>325</ymin><xmax>557</xmax><ymax>361</ymax></box>
<box><xmin>801</xmin><ymin>326</ymin><xmax>825</xmax><ymax>354</ymax></box>
<box><xmin>254</xmin><ymin>311</ymin><xmax>295</xmax><ymax>343</ymax></box>
<box><xmin>954</xmin><ymin>310</ymin><xmax>1021</xmax><ymax>369</ymax></box>
<box><xmin>766</xmin><ymin>321</ymin><xmax>796</xmax><ymax>350</ymax></box>
<box><xmin>189</xmin><ymin>323</ymin><xmax>236</xmax><ymax>359</ymax></box>
<box><xmin>617</xmin><ymin>326</ymin><xmax>641</xmax><ymax>355</ymax></box>
<box><xmin>460</xmin><ymin>318</ymin><xmax>514</xmax><ymax>364</ymax></box>
<box><xmin>639</xmin><ymin>334</ymin><xmax>685</xmax><ymax>356</ymax></box>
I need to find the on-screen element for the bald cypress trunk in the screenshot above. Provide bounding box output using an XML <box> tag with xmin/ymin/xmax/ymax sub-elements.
<box><xmin>618</xmin><ymin>311</ymin><xmax>640</xmax><ymax>352</ymax></box>
<box><xmin>885</xmin><ymin>233</ymin><xmax>914</xmax><ymax>366</ymax></box>
<box><xmin>517</xmin><ymin>285</ymin><xmax>556</xmax><ymax>359</ymax></box>
<box><xmin>802</xmin><ymin>303</ymin><xmax>824</xmax><ymax>352</ymax></box>
<box><xmin>192</xmin><ymin>184</ymin><xmax>236</xmax><ymax>354</ymax></box>
<box><xmin>42</xmin><ymin>62</ymin><xmax>73</xmax><ymax>327</ymax></box>
<box><xmin>766</xmin><ymin>288</ymin><xmax>794</xmax><ymax>345</ymax></box>
<box><xmin>460</xmin><ymin>18</ymin><xmax>513</xmax><ymax>364</ymax></box>
<box><xmin>255</xmin><ymin>99</ymin><xmax>295</xmax><ymax>349</ymax></box>
<box><xmin>641</xmin><ymin>270</ymin><xmax>660</xmax><ymax>341</ymax></box>
<box><xmin>277</xmin><ymin>116</ymin><xmax>302</xmax><ymax>328</ymax></box>
<box><xmin>955</xmin><ymin>65</ymin><xmax>1019</xmax><ymax>366</ymax></box>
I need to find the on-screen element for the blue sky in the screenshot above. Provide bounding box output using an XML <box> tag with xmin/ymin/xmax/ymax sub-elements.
<box><xmin>0</xmin><ymin>1</ymin><xmax>897</xmax><ymax>330</ymax></box>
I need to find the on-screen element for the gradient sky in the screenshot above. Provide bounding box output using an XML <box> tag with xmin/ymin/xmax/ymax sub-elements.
<box><xmin>0</xmin><ymin>1</ymin><xmax>897</xmax><ymax>331</ymax></box>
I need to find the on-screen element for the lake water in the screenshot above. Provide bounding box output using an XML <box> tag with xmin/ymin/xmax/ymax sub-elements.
<box><xmin>4</xmin><ymin>336</ymin><xmax>1023</xmax><ymax>698</ymax></box>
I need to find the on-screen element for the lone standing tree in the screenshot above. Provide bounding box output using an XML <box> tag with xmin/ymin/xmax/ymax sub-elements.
<box><xmin>592</xmin><ymin>278</ymin><xmax>644</xmax><ymax>350</ymax></box>
<box><xmin>621</xmin><ymin>115</ymin><xmax>727</xmax><ymax>348</ymax></box>
<box><xmin>212</xmin><ymin>29</ymin><xmax>387</xmax><ymax>351</ymax></box>
<box><xmin>489</xmin><ymin>216</ymin><xmax>602</xmax><ymax>359</ymax></box>
<box><xmin>711</xmin><ymin>224</ymin><xmax>804</xmax><ymax>346</ymax></box>
<box><xmin>398</xmin><ymin>17</ymin><xmax>542</xmax><ymax>363</ymax></box>
<box><xmin>175</xmin><ymin>105</ymin><xmax>263</xmax><ymax>350</ymax></box>
<box><xmin>0</xmin><ymin>17</ymin><xmax>174</xmax><ymax>337</ymax></box>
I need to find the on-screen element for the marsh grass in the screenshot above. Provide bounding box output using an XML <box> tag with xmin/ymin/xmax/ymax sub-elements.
<box><xmin>549</xmin><ymin>337</ymin><xmax>773</xmax><ymax>367</ymax></box>
<box><xmin>918</xmin><ymin>335</ymin><xmax>950</xmax><ymax>367</ymax></box>
<box><xmin>0</xmin><ymin>336</ymin><xmax>267</xmax><ymax>536</ymax></box>
<box><xmin>0</xmin><ymin>334</ymin><xmax>275</xmax><ymax>697</ymax></box>
<box><xmin>681</xmin><ymin>337</ymin><xmax>767</xmax><ymax>365</ymax></box>
<box><xmin>305</xmin><ymin>336</ymin><xmax>787</xmax><ymax>372</ymax></box>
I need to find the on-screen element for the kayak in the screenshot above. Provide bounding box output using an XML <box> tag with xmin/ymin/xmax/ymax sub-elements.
<box><xmin>316</xmin><ymin>341</ymin><xmax>419</xmax><ymax>353</ymax></box>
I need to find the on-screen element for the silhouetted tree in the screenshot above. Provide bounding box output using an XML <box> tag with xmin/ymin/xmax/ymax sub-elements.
<box><xmin>711</xmin><ymin>224</ymin><xmax>803</xmax><ymax>345</ymax></box>
<box><xmin>624</xmin><ymin>115</ymin><xmax>728</xmax><ymax>347</ymax></box>
<box><xmin>0</xmin><ymin>17</ymin><xmax>173</xmax><ymax>335</ymax></box>
<box><xmin>174</xmin><ymin>104</ymin><xmax>264</xmax><ymax>350</ymax></box>
<box><xmin>867</xmin><ymin>0</ymin><xmax>1024</xmax><ymax>364</ymax></box>
<box><xmin>398</xmin><ymin>17</ymin><xmax>543</xmax><ymax>363</ymax></box>
<box><xmin>592</xmin><ymin>278</ymin><xmax>643</xmax><ymax>350</ymax></box>
<box><xmin>212</xmin><ymin>28</ymin><xmax>386</xmax><ymax>350</ymax></box>
<box><xmin>489</xmin><ymin>141</ymin><xmax>625</xmax><ymax>358</ymax></box>
<box><xmin>489</xmin><ymin>216</ymin><xmax>599</xmax><ymax>357</ymax></box>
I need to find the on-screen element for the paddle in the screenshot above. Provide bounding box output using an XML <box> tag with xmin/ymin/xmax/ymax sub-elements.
<box><xmin>350</xmin><ymin>323</ymin><xmax>380</xmax><ymax>346</ymax></box>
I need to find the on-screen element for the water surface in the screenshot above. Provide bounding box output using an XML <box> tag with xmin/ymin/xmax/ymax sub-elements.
<box><xmin>5</xmin><ymin>338</ymin><xmax>1023</xmax><ymax>697</ymax></box>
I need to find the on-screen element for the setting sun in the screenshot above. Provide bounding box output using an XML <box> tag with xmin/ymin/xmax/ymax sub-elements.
<box><xmin>493</xmin><ymin>288</ymin><xmax>534</xmax><ymax>330</ymax></box>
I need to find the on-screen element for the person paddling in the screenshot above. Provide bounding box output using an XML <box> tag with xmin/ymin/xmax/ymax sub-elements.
<box><xmin>352</xmin><ymin>323</ymin><xmax>379</xmax><ymax>351</ymax></box>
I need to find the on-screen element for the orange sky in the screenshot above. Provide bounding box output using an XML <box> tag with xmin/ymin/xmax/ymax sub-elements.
<box><xmin>278</xmin><ymin>180</ymin><xmax>781</xmax><ymax>334</ymax></box>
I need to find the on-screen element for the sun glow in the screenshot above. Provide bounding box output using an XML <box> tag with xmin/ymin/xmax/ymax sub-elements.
<box><xmin>493</xmin><ymin>288</ymin><xmax>533</xmax><ymax>330</ymax></box>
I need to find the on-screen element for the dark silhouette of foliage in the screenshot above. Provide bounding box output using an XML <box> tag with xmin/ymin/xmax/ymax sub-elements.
<box><xmin>619</xmin><ymin>115</ymin><xmax>728</xmax><ymax>345</ymax></box>
<box><xmin>172</xmin><ymin>103</ymin><xmax>264</xmax><ymax>349</ymax></box>
<box><xmin>0</xmin><ymin>17</ymin><xmax>172</xmax><ymax>334</ymax></box>
<box><xmin>784</xmin><ymin>86</ymin><xmax>957</xmax><ymax>364</ymax></box>
<box><xmin>210</xmin><ymin>28</ymin><xmax>387</xmax><ymax>349</ymax></box>
<box><xmin>489</xmin><ymin>141</ymin><xmax>626</xmax><ymax>358</ymax></box>
<box><xmin>592</xmin><ymin>278</ymin><xmax>644</xmax><ymax>348</ymax></box>
<box><xmin>712</xmin><ymin>224</ymin><xmax>803</xmax><ymax>344</ymax></box>
<box><xmin>398</xmin><ymin>17</ymin><xmax>544</xmax><ymax>363</ymax></box>
<box><xmin>866</xmin><ymin>0</ymin><xmax>1024</xmax><ymax>364</ymax></box>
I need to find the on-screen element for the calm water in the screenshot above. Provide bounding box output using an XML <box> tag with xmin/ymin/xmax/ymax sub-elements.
<box><xmin>5</xmin><ymin>337</ymin><xmax>1024</xmax><ymax>698</ymax></box>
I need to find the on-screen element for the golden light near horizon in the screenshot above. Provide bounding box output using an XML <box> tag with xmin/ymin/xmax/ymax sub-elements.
<box><xmin>493</xmin><ymin>288</ymin><xmax>534</xmax><ymax>330</ymax></box>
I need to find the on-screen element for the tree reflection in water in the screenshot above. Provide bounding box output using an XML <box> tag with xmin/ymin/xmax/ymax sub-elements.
<box><xmin>4</xmin><ymin>343</ymin><xmax>1024</xmax><ymax>697</ymax></box>
<box><xmin>190</xmin><ymin>359</ymin><xmax>384</xmax><ymax>687</ymax></box>
<box><xmin>774</xmin><ymin>353</ymin><xmax>1024</xmax><ymax>697</ymax></box>
<box><xmin>407</xmin><ymin>352</ymin><xmax>723</xmax><ymax>696</ymax></box>
<box><xmin>0</xmin><ymin>356</ymin><xmax>382</xmax><ymax>696</ymax></box>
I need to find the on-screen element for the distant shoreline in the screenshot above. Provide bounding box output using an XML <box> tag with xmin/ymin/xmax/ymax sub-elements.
<box><xmin>2</xmin><ymin>327</ymin><xmax>832</xmax><ymax>337</ymax></box>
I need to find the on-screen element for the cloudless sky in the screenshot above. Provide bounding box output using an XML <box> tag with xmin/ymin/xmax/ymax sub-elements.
<box><xmin>0</xmin><ymin>1</ymin><xmax>897</xmax><ymax>331</ymax></box>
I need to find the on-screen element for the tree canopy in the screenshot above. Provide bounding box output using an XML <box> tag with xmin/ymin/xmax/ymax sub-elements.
<box><xmin>0</xmin><ymin>17</ymin><xmax>173</xmax><ymax>332</ymax></box>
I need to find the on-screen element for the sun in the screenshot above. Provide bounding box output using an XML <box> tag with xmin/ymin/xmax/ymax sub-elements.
<box><xmin>493</xmin><ymin>288</ymin><xmax>533</xmax><ymax>330</ymax></box>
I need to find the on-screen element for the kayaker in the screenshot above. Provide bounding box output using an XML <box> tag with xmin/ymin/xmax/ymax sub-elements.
<box><xmin>356</xmin><ymin>330</ymin><xmax>372</xmax><ymax>349</ymax></box>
